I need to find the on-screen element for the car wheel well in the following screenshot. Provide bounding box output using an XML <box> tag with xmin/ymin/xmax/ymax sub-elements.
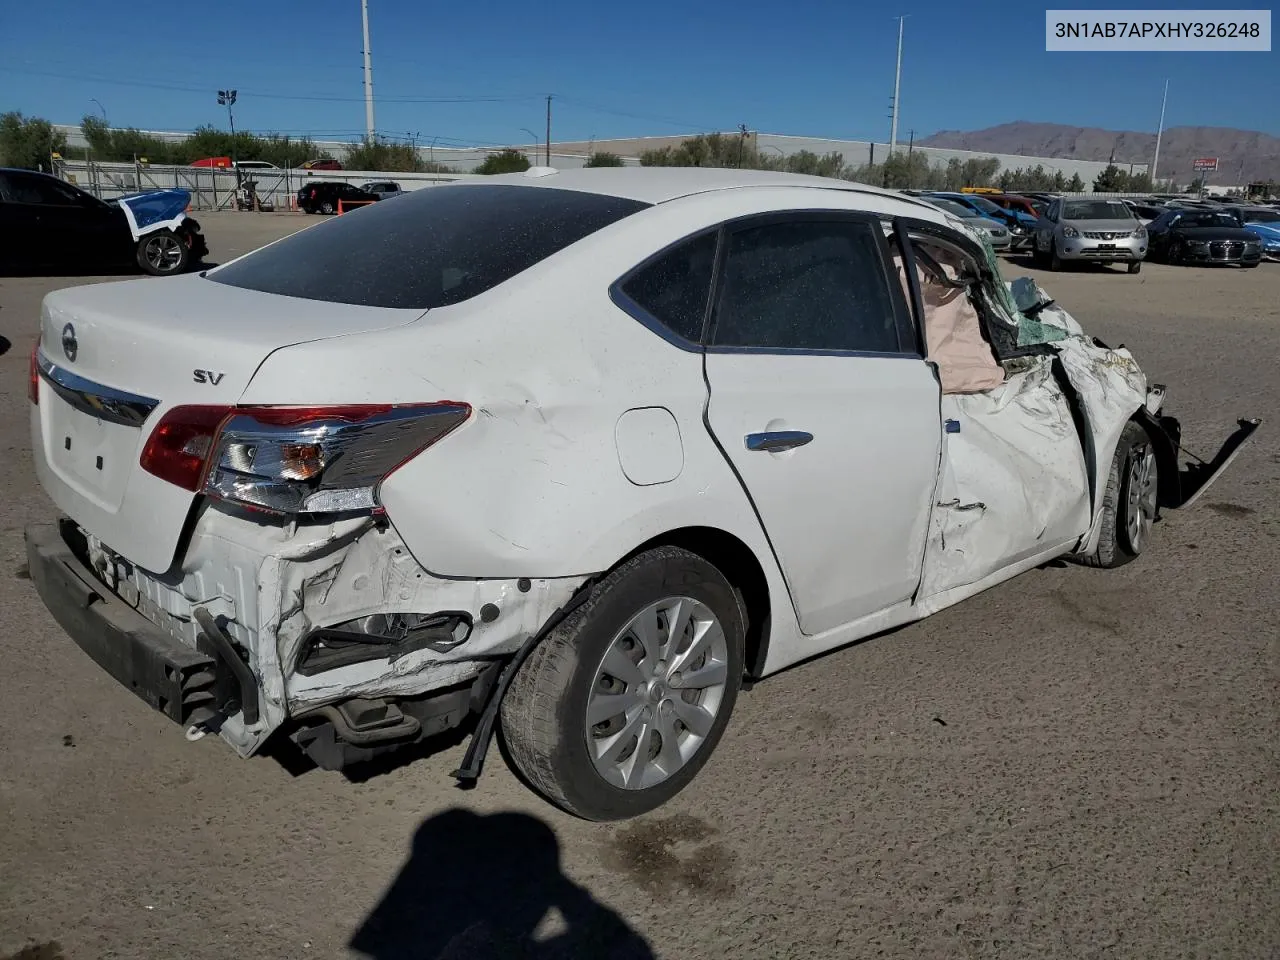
<box><xmin>618</xmin><ymin>527</ymin><xmax>772</xmax><ymax>680</ymax></box>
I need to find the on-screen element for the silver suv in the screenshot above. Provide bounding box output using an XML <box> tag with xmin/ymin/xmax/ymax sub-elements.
<box><xmin>1033</xmin><ymin>198</ymin><xmax>1148</xmax><ymax>273</ymax></box>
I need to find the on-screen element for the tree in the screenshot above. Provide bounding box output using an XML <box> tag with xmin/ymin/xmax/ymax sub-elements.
<box><xmin>585</xmin><ymin>151</ymin><xmax>624</xmax><ymax>168</ymax></box>
<box><xmin>475</xmin><ymin>148</ymin><xmax>531</xmax><ymax>175</ymax></box>
<box><xmin>1065</xmin><ymin>172</ymin><xmax>1085</xmax><ymax>193</ymax></box>
<box><xmin>345</xmin><ymin>137</ymin><xmax>423</xmax><ymax>172</ymax></box>
<box><xmin>1092</xmin><ymin>164</ymin><xmax>1126</xmax><ymax>192</ymax></box>
<box><xmin>0</xmin><ymin>112</ymin><xmax>67</xmax><ymax>170</ymax></box>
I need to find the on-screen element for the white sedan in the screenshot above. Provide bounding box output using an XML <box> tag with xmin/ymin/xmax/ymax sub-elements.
<box><xmin>25</xmin><ymin>168</ymin><xmax>1257</xmax><ymax>820</ymax></box>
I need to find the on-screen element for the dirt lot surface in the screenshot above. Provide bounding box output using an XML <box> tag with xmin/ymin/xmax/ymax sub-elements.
<box><xmin>1</xmin><ymin>211</ymin><xmax>1277</xmax><ymax>960</ymax></box>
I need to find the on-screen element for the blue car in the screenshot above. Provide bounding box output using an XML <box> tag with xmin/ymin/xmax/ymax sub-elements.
<box><xmin>1227</xmin><ymin>206</ymin><xmax>1280</xmax><ymax>261</ymax></box>
<box><xmin>925</xmin><ymin>192</ymin><xmax>1038</xmax><ymax>248</ymax></box>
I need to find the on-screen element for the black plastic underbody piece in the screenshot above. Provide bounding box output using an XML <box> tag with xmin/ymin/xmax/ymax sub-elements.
<box><xmin>451</xmin><ymin>578</ymin><xmax>598</xmax><ymax>787</ymax></box>
<box><xmin>194</xmin><ymin>607</ymin><xmax>260</xmax><ymax>725</ymax></box>
<box><xmin>295</xmin><ymin>612</ymin><xmax>472</xmax><ymax>677</ymax></box>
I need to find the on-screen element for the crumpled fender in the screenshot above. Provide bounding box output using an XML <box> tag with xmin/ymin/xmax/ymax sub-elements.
<box><xmin>115</xmin><ymin>189</ymin><xmax>191</xmax><ymax>242</ymax></box>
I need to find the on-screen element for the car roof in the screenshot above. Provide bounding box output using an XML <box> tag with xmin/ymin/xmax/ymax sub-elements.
<box><xmin>471</xmin><ymin>167</ymin><xmax>943</xmax><ymax>217</ymax></box>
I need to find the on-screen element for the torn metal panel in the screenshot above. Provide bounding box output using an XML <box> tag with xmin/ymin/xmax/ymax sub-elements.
<box><xmin>918</xmin><ymin>358</ymin><xmax>1091</xmax><ymax>601</ymax></box>
<box><xmin>86</xmin><ymin>509</ymin><xmax>585</xmax><ymax>756</ymax></box>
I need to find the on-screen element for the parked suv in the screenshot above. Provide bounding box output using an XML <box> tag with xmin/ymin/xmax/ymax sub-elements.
<box><xmin>362</xmin><ymin>181</ymin><xmax>404</xmax><ymax>199</ymax></box>
<box><xmin>24</xmin><ymin>170</ymin><xmax>1255</xmax><ymax>820</ymax></box>
<box><xmin>297</xmin><ymin>181</ymin><xmax>378</xmax><ymax>214</ymax></box>
<box><xmin>1033</xmin><ymin>197</ymin><xmax>1148</xmax><ymax>272</ymax></box>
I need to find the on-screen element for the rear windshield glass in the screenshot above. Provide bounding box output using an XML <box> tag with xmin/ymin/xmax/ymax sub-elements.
<box><xmin>1063</xmin><ymin>201</ymin><xmax>1134</xmax><ymax>221</ymax></box>
<box><xmin>208</xmin><ymin>184</ymin><xmax>650</xmax><ymax>308</ymax></box>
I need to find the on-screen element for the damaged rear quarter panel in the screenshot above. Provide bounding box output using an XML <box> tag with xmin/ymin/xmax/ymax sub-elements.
<box><xmin>236</xmin><ymin>198</ymin><xmax>782</xmax><ymax>583</ymax></box>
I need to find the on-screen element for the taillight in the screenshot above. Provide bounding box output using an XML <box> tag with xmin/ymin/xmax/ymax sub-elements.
<box><xmin>139</xmin><ymin>405</ymin><xmax>234</xmax><ymax>491</ymax></box>
<box><xmin>29</xmin><ymin>342</ymin><xmax>40</xmax><ymax>405</ymax></box>
<box><xmin>141</xmin><ymin>402</ymin><xmax>470</xmax><ymax>514</ymax></box>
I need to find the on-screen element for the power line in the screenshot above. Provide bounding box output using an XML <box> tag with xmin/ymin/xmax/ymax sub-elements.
<box><xmin>0</xmin><ymin>65</ymin><xmax>539</xmax><ymax>104</ymax></box>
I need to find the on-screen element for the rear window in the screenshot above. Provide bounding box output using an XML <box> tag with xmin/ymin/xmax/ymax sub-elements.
<box><xmin>209</xmin><ymin>184</ymin><xmax>649</xmax><ymax>308</ymax></box>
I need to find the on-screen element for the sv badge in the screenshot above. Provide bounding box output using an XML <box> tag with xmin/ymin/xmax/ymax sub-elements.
<box><xmin>193</xmin><ymin>369</ymin><xmax>226</xmax><ymax>385</ymax></box>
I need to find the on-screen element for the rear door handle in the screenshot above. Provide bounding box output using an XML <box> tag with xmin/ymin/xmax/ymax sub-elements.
<box><xmin>745</xmin><ymin>431</ymin><xmax>813</xmax><ymax>453</ymax></box>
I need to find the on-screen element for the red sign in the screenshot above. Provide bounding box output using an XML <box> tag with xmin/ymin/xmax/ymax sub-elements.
<box><xmin>1192</xmin><ymin>157</ymin><xmax>1219</xmax><ymax>172</ymax></box>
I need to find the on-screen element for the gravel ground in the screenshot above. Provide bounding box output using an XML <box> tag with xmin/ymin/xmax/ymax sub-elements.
<box><xmin>1</xmin><ymin>212</ymin><xmax>1277</xmax><ymax>960</ymax></box>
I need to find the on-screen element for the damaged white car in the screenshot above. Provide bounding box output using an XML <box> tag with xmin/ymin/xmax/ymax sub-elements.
<box><xmin>25</xmin><ymin>169</ymin><xmax>1259</xmax><ymax>821</ymax></box>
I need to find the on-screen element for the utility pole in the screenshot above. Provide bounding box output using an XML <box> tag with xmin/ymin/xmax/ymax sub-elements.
<box><xmin>361</xmin><ymin>0</ymin><xmax>376</xmax><ymax>140</ymax></box>
<box><xmin>1151</xmin><ymin>78</ymin><xmax>1169</xmax><ymax>188</ymax></box>
<box><xmin>217</xmin><ymin>89</ymin><xmax>239</xmax><ymax>184</ymax></box>
<box><xmin>545</xmin><ymin>95</ymin><xmax>552</xmax><ymax>165</ymax></box>
<box><xmin>738</xmin><ymin>123</ymin><xmax>750</xmax><ymax>168</ymax></box>
<box><xmin>889</xmin><ymin>15</ymin><xmax>906</xmax><ymax>155</ymax></box>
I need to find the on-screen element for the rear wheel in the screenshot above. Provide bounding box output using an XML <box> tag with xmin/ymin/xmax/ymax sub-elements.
<box><xmin>1073</xmin><ymin>420</ymin><xmax>1159</xmax><ymax>568</ymax></box>
<box><xmin>319</xmin><ymin>200</ymin><xmax>335</xmax><ymax>214</ymax></box>
<box><xmin>1243</xmin><ymin>262</ymin><xmax>1259</xmax><ymax>269</ymax></box>
<box><xmin>136</xmin><ymin>230</ymin><xmax>190</xmax><ymax>276</ymax></box>
<box><xmin>501</xmin><ymin>546</ymin><xmax>745</xmax><ymax>821</ymax></box>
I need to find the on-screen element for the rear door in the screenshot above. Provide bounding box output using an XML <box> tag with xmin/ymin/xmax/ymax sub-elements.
<box><xmin>703</xmin><ymin>214</ymin><xmax>942</xmax><ymax>636</ymax></box>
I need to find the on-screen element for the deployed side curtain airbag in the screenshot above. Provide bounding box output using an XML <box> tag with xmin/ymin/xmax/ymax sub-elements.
<box><xmin>893</xmin><ymin>250</ymin><xmax>1005</xmax><ymax>395</ymax></box>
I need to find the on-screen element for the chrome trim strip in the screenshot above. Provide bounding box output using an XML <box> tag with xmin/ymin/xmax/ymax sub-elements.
<box><xmin>36</xmin><ymin>349</ymin><xmax>160</xmax><ymax>427</ymax></box>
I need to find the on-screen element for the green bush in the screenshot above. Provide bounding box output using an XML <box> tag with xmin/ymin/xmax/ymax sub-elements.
<box><xmin>475</xmin><ymin>148</ymin><xmax>532</xmax><ymax>175</ymax></box>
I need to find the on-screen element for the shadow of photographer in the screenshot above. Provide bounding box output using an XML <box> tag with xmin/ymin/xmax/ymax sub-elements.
<box><xmin>350</xmin><ymin>807</ymin><xmax>654</xmax><ymax>960</ymax></box>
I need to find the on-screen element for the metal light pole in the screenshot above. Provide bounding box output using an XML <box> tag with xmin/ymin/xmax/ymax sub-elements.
<box><xmin>361</xmin><ymin>0</ymin><xmax>376</xmax><ymax>139</ymax></box>
<box><xmin>90</xmin><ymin>99</ymin><xmax>107</xmax><ymax>124</ymax></box>
<box><xmin>1151</xmin><ymin>79</ymin><xmax>1169</xmax><ymax>188</ymax></box>
<box><xmin>217</xmin><ymin>89</ymin><xmax>239</xmax><ymax>184</ymax></box>
<box><xmin>545</xmin><ymin>95</ymin><xmax>552</xmax><ymax>166</ymax></box>
<box><xmin>521</xmin><ymin>127</ymin><xmax>540</xmax><ymax>165</ymax></box>
<box><xmin>889</xmin><ymin>15</ymin><xmax>906</xmax><ymax>155</ymax></box>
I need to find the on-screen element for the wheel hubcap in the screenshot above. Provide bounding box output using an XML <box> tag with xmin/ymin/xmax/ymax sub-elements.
<box><xmin>1125</xmin><ymin>445</ymin><xmax>1158</xmax><ymax>552</ymax></box>
<box><xmin>585</xmin><ymin>597</ymin><xmax>729</xmax><ymax>791</ymax></box>
<box><xmin>144</xmin><ymin>235</ymin><xmax>183</xmax><ymax>272</ymax></box>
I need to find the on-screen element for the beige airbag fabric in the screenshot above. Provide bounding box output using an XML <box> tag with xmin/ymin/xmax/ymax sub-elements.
<box><xmin>895</xmin><ymin>252</ymin><xmax>1005</xmax><ymax>394</ymax></box>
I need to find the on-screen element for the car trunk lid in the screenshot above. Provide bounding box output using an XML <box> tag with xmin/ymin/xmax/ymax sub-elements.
<box><xmin>33</xmin><ymin>274</ymin><xmax>424</xmax><ymax>572</ymax></box>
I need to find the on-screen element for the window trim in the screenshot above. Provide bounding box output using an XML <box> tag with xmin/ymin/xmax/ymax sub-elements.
<box><xmin>704</xmin><ymin>210</ymin><xmax>921</xmax><ymax>360</ymax></box>
<box><xmin>608</xmin><ymin>226</ymin><xmax>722</xmax><ymax>354</ymax></box>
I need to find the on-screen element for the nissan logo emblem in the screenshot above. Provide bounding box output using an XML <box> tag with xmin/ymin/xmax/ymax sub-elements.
<box><xmin>61</xmin><ymin>323</ymin><xmax>78</xmax><ymax>363</ymax></box>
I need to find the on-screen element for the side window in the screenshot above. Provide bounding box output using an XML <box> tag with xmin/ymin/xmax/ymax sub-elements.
<box><xmin>6</xmin><ymin>175</ymin><xmax>77</xmax><ymax>206</ymax></box>
<box><xmin>711</xmin><ymin>219</ymin><xmax>902</xmax><ymax>354</ymax></box>
<box><xmin>618</xmin><ymin>231</ymin><xmax>717</xmax><ymax>343</ymax></box>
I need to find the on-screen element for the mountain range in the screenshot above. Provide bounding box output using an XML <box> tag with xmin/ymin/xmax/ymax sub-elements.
<box><xmin>917</xmin><ymin>122</ymin><xmax>1280</xmax><ymax>186</ymax></box>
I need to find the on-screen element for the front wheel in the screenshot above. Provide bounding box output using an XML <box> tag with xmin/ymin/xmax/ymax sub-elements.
<box><xmin>1127</xmin><ymin>260</ymin><xmax>1143</xmax><ymax>274</ymax></box>
<box><xmin>136</xmin><ymin>229</ymin><xmax>190</xmax><ymax>276</ymax></box>
<box><xmin>1073</xmin><ymin>420</ymin><xmax>1159</xmax><ymax>568</ymax></box>
<box><xmin>1049</xmin><ymin>241</ymin><xmax>1064</xmax><ymax>271</ymax></box>
<box><xmin>501</xmin><ymin>546</ymin><xmax>746</xmax><ymax>821</ymax></box>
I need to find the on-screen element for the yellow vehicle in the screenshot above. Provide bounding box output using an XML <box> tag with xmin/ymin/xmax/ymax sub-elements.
<box><xmin>961</xmin><ymin>186</ymin><xmax>1002</xmax><ymax>195</ymax></box>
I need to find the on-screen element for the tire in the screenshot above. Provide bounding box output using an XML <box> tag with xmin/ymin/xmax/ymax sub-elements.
<box><xmin>135</xmin><ymin>229</ymin><xmax>190</xmax><ymax>276</ymax></box>
<box><xmin>1127</xmin><ymin>260</ymin><xmax>1142</xmax><ymax>274</ymax></box>
<box><xmin>319</xmin><ymin>200</ymin><xmax>335</xmax><ymax>214</ymax></box>
<box><xmin>500</xmin><ymin>546</ymin><xmax>746</xmax><ymax>821</ymax></box>
<box><xmin>1074</xmin><ymin>420</ymin><xmax>1159</xmax><ymax>569</ymax></box>
<box><xmin>1243</xmin><ymin>262</ymin><xmax>1259</xmax><ymax>269</ymax></box>
<box><xmin>1049</xmin><ymin>240</ymin><xmax>1064</xmax><ymax>271</ymax></box>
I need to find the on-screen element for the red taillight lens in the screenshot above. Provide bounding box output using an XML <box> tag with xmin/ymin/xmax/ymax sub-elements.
<box><xmin>138</xmin><ymin>403</ymin><xmax>471</xmax><ymax>515</ymax></box>
<box><xmin>138</xmin><ymin>405</ymin><xmax>233</xmax><ymax>491</ymax></box>
<box><xmin>29</xmin><ymin>342</ymin><xmax>40</xmax><ymax>405</ymax></box>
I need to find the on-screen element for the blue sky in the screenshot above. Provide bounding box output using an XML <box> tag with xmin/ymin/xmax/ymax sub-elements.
<box><xmin>1</xmin><ymin>0</ymin><xmax>1276</xmax><ymax>146</ymax></box>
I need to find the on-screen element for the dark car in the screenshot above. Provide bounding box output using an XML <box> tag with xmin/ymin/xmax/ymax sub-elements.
<box><xmin>1146</xmin><ymin>208</ymin><xmax>1263</xmax><ymax>267</ymax></box>
<box><xmin>0</xmin><ymin>168</ymin><xmax>207</xmax><ymax>276</ymax></box>
<box><xmin>297</xmin><ymin>181</ymin><xmax>378</xmax><ymax>214</ymax></box>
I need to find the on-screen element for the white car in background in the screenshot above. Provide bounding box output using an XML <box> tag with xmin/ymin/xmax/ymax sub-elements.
<box><xmin>25</xmin><ymin>169</ymin><xmax>1258</xmax><ymax>820</ymax></box>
